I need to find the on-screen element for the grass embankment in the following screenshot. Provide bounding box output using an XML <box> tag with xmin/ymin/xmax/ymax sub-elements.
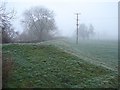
<box><xmin>45</xmin><ymin>39</ymin><xmax>118</xmax><ymax>71</ymax></box>
<box><xmin>2</xmin><ymin>44</ymin><xmax>118</xmax><ymax>88</ymax></box>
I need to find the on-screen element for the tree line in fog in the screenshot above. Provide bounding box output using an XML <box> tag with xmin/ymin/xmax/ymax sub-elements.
<box><xmin>0</xmin><ymin>2</ymin><xmax>95</xmax><ymax>43</ymax></box>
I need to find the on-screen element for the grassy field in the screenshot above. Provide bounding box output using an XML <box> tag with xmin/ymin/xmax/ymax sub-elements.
<box><xmin>2</xmin><ymin>39</ymin><xmax>118</xmax><ymax>88</ymax></box>
<box><xmin>45</xmin><ymin>39</ymin><xmax>118</xmax><ymax>71</ymax></box>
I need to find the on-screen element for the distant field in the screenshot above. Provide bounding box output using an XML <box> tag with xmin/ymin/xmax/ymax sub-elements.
<box><xmin>45</xmin><ymin>39</ymin><xmax>118</xmax><ymax>71</ymax></box>
<box><xmin>2</xmin><ymin>39</ymin><xmax>118</xmax><ymax>88</ymax></box>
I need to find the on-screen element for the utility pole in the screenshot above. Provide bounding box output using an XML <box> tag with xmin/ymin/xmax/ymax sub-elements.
<box><xmin>75</xmin><ymin>13</ymin><xmax>80</xmax><ymax>44</ymax></box>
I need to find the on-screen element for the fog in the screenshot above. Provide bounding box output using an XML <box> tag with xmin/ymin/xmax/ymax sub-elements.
<box><xmin>4</xmin><ymin>0</ymin><xmax>118</xmax><ymax>40</ymax></box>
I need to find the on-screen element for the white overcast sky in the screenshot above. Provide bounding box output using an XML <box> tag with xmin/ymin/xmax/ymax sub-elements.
<box><xmin>1</xmin><ymin>0</ymin><xmax>119</xmax><ymax>39</ymax></box>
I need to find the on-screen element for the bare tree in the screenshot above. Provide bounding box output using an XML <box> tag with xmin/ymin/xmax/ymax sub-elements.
<box><xmin>20</xmin><ymin>6</ymin><xmax>57</xmax><ymax>42</ymax></box>
<box><xmin>78</xmin><ymin>24</ymin><xmax>88</xmax><ymax>39</ymax></box>
<box><xmin>88</xmin><ymin>24</ymin><xmax>95</xmax><ymax>37</ymax></box>
<box><xmin>78</xmin><ymin>23</ymin><xmax>95</xmax><ymax>39</ymax></box>
<box><xmin>0</xmin><ymin>2</ymin><xmax>16</xmax><ymax>43</ymax></box>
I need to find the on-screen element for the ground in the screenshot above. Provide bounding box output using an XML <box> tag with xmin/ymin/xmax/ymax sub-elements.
<box><xmin>2</xmin><ymin>39</ymin><xmax>118</xmax><ymax>88</ymax></box>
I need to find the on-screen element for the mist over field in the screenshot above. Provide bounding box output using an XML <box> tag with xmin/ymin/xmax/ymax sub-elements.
<box><xmin>1</xmin><ymin>0</ymin><xmax>118</xmax><ymax>89</ymax></box>
<box><xmin>4</xmin><ymin>0</ymin><xmax>118</xmax><ymax>41</ymax></box>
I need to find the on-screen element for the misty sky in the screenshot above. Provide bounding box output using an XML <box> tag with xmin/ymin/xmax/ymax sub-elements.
<box><xmin>2</xmin><ymin>0</ymin><xmax>118</xmax><ymax>40</ymax></box>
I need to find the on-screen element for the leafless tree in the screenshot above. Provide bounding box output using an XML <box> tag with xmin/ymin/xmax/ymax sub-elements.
<box><xmin>88</xmin><ymin>24</ymin><xmax>95</xmax><ymax>37</ymax></box>
<box><xmin>78</xmin><ymin>23</ymin><xmax>95</xmax><ymax>39</ymax></box>
<box><xmin>0</xmin><ymin>2</ymin><xmax>16</xmax><ymax>43</ymax></box>
<box><xmin>20</xmin><ymin>6</ymin><xmax>57</xmax><ymax>42</ymax></box>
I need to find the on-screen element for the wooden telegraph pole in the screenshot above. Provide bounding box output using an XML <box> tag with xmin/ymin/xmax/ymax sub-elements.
<box><xmin>75</xmin><ymin>13</ymin><xmax>80</xmax><ymax>44</ymax></box>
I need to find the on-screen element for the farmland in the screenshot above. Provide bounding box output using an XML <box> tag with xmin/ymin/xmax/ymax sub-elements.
<box><xmin>2</xmin><ymin>39</ymin><xmax>118</xmax><ymax>88</ymax></box>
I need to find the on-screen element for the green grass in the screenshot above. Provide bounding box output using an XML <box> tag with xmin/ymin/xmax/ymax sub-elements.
<box><xmin>45</xmin><ymin>39</ymin><xmax>118</xmax><ymax>71</ymax></box>
<box><xmin>2</xmin><ymin>43</ymin><xmax>118</xmax><ymax>88</ymax></box>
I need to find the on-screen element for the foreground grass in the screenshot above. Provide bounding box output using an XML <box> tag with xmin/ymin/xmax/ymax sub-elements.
<box><xmin>2</xmin><ymin>44</ymin><xmax>118</xmax><ymax>88</ymax></box>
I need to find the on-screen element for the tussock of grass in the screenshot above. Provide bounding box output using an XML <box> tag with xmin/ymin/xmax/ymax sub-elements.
<box><xmin>2</xmin><ymin>44</ymin><xmax>118</xmax><ymax>88</ymax></box>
